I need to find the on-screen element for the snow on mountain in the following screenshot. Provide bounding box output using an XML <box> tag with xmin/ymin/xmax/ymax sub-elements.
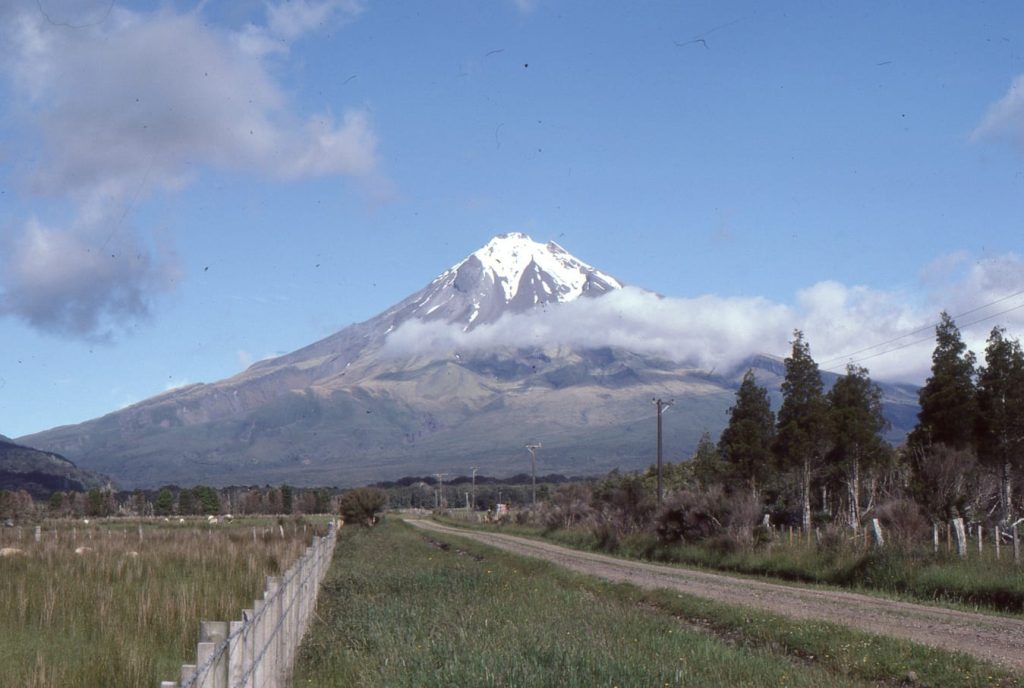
<box><xmin>382</xmin><ymin>232</ymin><xmax>623</xmax><ymax>331</ymax></box>
<box><xmin>463</xmin><ymin>232</ymin><xmax>622</xmax><ymax>302</ymax></box>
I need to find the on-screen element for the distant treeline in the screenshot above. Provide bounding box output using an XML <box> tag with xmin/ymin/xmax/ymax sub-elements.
<box><xmin>372</xmin><ymin>473</ymin><xmax>579</xmax><ymax>488</ymax></box>
<box><xmin>0</xmin><ymin>484</ymin><xmax>340</xmax><ymax>521</ymax></box>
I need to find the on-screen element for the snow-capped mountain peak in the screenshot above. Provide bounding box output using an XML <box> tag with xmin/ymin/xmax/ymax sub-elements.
<box><xmin>462</xmin><ymin>232</ymin><xmax>622</xmax><ymax>302</ymax></box>
<box><xmin>385</xmin><ymin>232</ymin><xmax>623</xmax><ymax>330</ymax></box>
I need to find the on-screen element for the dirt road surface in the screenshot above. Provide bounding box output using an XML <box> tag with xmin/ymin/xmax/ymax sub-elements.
<box><xmin>406</xmin><ymin>518</ymin><xmax>1024</xmax><ymax>672</ymax></box>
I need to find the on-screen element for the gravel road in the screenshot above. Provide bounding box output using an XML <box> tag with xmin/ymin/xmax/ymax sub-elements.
<box><xmin>406</xmin><ymin>518</ymin><xmax>1024</xmax><ymax>672</ymax></box>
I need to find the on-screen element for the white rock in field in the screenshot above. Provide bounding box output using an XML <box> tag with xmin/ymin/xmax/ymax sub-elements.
<box><xmin>0</xmin><ymin>547</ymin><xmax>24</xmax><ymax>557</ymax></box>
<box><xmin>74</xmin><ymin>546</ymin><xmax>93</xmax><ymax>555</ymax></box>
<box><xmin>83</xmin><ymin>519</ymin><xmax>90</xmax><ymax>525</ymax></box>
<box><xmin>178</xmin><ymin>518</ymin><xmax>186</xmax><ymax>524</ymax></box>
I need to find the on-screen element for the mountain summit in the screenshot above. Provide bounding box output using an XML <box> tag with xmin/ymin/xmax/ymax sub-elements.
<box><xmin>381</xmin><ymin>232</ymin><xmax>622</xmax><ymax>330</ymax></box>
<box><xmin>19</xmin><ymin>233</ymin><xmax>919</xmax><ymax>488</ymax></box>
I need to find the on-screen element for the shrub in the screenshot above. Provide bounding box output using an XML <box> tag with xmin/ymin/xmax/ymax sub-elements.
<box><xmin>339</xmin><ymin>488</ymin><xmax>387</xmax><ymax>527</ymax></box>
<box><xmin>541</xmin><ymin>484</ymin><xmax>595</xmax><ymax>530</ymax></box>
<box><xmin>655</xmin><ymin>489</ymin><xmax>722</xmax><ymax>544</ymax></box>
<box><xmin>874</xmin><ymin>498</ymin><xmax>929</xmax><ymax>551</ymax></box>
<box><xmin>655</xmin><ymin>487</ymin><xmax>762</xmax><ymax>547</ymax></box>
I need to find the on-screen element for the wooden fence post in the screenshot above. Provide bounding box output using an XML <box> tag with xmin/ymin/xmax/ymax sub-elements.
<box><xmin>995</xmin><ymin>526</ymin><xmax>1001</xmax><ymax>560</ymax></box>
<box><xmin>932</xmin><ymin>523</ymin><xmax>938</xmax><ymax>554</ymax></box>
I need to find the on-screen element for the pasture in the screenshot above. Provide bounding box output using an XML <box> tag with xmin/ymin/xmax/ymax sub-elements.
<box><xmin>0</xmin><ymin>517</ymin><xmax>327</xmax><ymax>688</ymax></box>
<box><xmin>293</xmin><ymin>519</ymin><xmax>1019</xmax><ymax>687</ymax></box>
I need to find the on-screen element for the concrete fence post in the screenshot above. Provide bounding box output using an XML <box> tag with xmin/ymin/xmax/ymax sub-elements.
<box><xmin>252</xmin><ymin>597</ymin><xmax>265</xmax><ymax>688</ymax></box>
<box><xmin>995</xmin><ymin>526</ymin><xmax>1001</xmax><ymax>560</ymax></box>
<box><xmin>978</xmin><ymin>525</ymin><xmax>983</xmax><ymax>556</ymax></box>
<box><xmin>932</xmin><ymin>523</ymin><xmax>938</xmax><ymax>554</ymax></box>
<box><xmin>161</xmin><ymin>521</ymin><xmax>337</xmax><ymax>688</ymax></box>
<box><xmin>228</xmin><ymin>617</ymin><xmax>246</xmax><ymax>688</ymax></box>
<box><xmin>199</xmin><ymin>620</ymin><xmax>228</xmax><ymax>688</ymax></box>
<box><xmin>952</xmin><ymin>517</ymin><xmax>967</xmax><ymax>558</ymax></box>
<box><xmin>1014</xmin><ymin>523</ymin><xmax>1020</xmax><ymax>565</ymax></box>
<box><xmin>870</xmin><ymin>518</ymin><xmax>884</xmax><ymax>547</ymax></box>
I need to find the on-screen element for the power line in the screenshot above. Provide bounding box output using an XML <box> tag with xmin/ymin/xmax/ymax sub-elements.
<box><xmin>823</xmin><ymin>300</ymin><xmax>1024</xmax><ymax>374</ymax></box>
<box><xmin>818</xmin><ymin>289</ymin><xmax>1024</xmax><ymax>368</ymax></box>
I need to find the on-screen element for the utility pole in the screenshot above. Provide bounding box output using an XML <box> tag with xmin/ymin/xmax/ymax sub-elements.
<box><xmin>434</xmin><ymin>473</ymin><xmax>448</xmax><ymax>510</ymax></box>
<box><xmin>470</xmin><ymin>466</ymin><xmax>478</xmax><ymax>511</ymax></box>
<box><xmin>526</xmin><ymin>443</ymin><xmax>542</xmax><ymax>506</ymax></box>
<box><xmin>653</xmin><ymin>398</ymin><xmax>673</xmax><ymax>505</ymax></box>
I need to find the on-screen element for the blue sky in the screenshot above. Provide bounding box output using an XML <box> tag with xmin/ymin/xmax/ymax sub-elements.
<box><xmin>2</xmin><ymin>0</ymin><xmax>1023</xmax><ymax>438</ymax></box>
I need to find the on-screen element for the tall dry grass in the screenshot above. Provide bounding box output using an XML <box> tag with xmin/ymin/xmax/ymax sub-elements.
<box><xmin>0</xmin><ymin>518</ymin><xmax>326</xmax><ymax>688</ymax></box>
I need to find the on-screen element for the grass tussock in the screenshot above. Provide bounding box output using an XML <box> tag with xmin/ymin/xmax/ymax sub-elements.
<box><xmin>294</xmin><ymin>520</ymin><xmax>1019</xmax><ymax>687</ymax></box>
<box><xmin>0</xmin><ymin>518</ymin><xmax>325</xmax><ymax>688</ymax></box>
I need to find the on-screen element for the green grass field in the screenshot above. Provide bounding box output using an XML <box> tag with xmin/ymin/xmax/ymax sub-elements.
<box><xmin>0</xmin><ymin>517</ymin><xmax>326</xmax><ymax>688</ymax></box>
<box><xmin>294</xmin><ymin>519</ymin><xmax>1019</xmax><ymax>687</ymax></box>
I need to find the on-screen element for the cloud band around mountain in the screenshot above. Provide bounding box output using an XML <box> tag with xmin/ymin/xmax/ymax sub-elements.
<box><xmin>383</xmin><ymin>253</ymin><xmax>1024</xmax><ymax>383</ymax></box>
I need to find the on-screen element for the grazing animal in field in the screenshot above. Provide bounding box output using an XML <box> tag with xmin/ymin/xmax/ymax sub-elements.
<box><xmin>74</xmin><ymin>546</ymin><xmax>93</xmax><ymax>555</ymax></box>
<box><xmin>126</xmin><ymin>551</ymin><xmax>139</xmax><ymax>558</ymax></box>
<box><xmin>0</xmin><ymin>547</ymin><xmax>24</xmax><ymax>557</ymax></box>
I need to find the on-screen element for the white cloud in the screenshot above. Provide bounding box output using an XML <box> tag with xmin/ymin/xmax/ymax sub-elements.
<box><xmin>0</xmin><ymin>2</ymin><xmax>381</xmax><ymax>339</ymax></box>
<box><xmin>382</xmin><ymin>254</ymin><xmax>1024</xmax><ymax>383</ymax></box>
<box><xmin>266</xmin><ymin>0</ymin><xmax>364</xmax><ymax>40</ymax></box>
<box><xmin>972</xmin><ymin>74</ymin><xmax>1024</xmax><ymax>150</ymax></box>
<box><xmin>512</xmin><ymin>0</ymin><xmax>539</xmax><ymax>14</ymax></box>
<box><xmin>0</xmin><ymin>215</ymin><xmax>179</xmax><ymax>341</ymax></box>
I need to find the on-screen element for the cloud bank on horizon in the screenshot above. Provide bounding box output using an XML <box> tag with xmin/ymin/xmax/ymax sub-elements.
<box><xmin>384</xmin><ymin>252</ymin><xmax>1024</xmax><ymax>384</ymax></box>
<box><xmin>0</xmin><ymin>0</ymin><xmax>380</xmax><ymax>340</ymax></box>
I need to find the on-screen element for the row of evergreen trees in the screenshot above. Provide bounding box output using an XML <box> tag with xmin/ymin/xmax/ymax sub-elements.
<box><xmin>716</xmin><ymin>313</ymin><xmax>1022</xmax><ymax>529</ymax></box>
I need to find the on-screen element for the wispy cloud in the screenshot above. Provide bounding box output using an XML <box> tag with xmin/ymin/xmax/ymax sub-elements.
<box><xmin>0</xmin><ymin>1</ymin><xmax>381</xmax><ymax>339</ymax></box>
<box><xmin>972</xmin><ymin>74</ymin><xmax>1024</xmax><ymax>151</ymax></box>
<box><xmin>383</xmin><ymin>253</ymin><xmax>1024</xmax><ymax>383</ymax></box>
<box><xmin>512</xmin><ymin>0</ymin><xmax>538</xmax><ymax>15</ymax></box>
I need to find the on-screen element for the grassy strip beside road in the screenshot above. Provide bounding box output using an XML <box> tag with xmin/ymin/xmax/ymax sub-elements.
<box><xmin>438</xmin><ymin>515</ymin><xmax>1024</xmax><ymax>614</ymax></box>
<box><xmin>294</xmin><ymin>519</ymin><xmax>1018</xmax><ymax>687</ymax></box>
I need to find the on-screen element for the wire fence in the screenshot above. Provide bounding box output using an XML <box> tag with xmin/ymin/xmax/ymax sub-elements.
<box><xmin>160</xmin><ymin>521</ymin><xmax>337</xmax><ymax>688</ymax></box>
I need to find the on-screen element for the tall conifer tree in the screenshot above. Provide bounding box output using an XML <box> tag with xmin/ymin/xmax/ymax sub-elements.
<box><xmin>719</xmin><ymin>369</ymin><xmax>775</xmax><ymax>499</ymax></box>
<box><xmin>774</xmin><ymin>330</ymin><xmax>828</xmax><ymax>530</ymax></box>
<box><xmin>910</xmin><ymin>311</ymin><xmax>976</xmax><ymax>450</ymax></box>
<box><xmin>975</xmin><ymin>326</ymin><xmax>1024</xmax><ymax>523</ymax></box>
<box><xmin>827</xmin><ymin>364</ymin><xmax>889</xmax><ymax>530</ymax></box>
